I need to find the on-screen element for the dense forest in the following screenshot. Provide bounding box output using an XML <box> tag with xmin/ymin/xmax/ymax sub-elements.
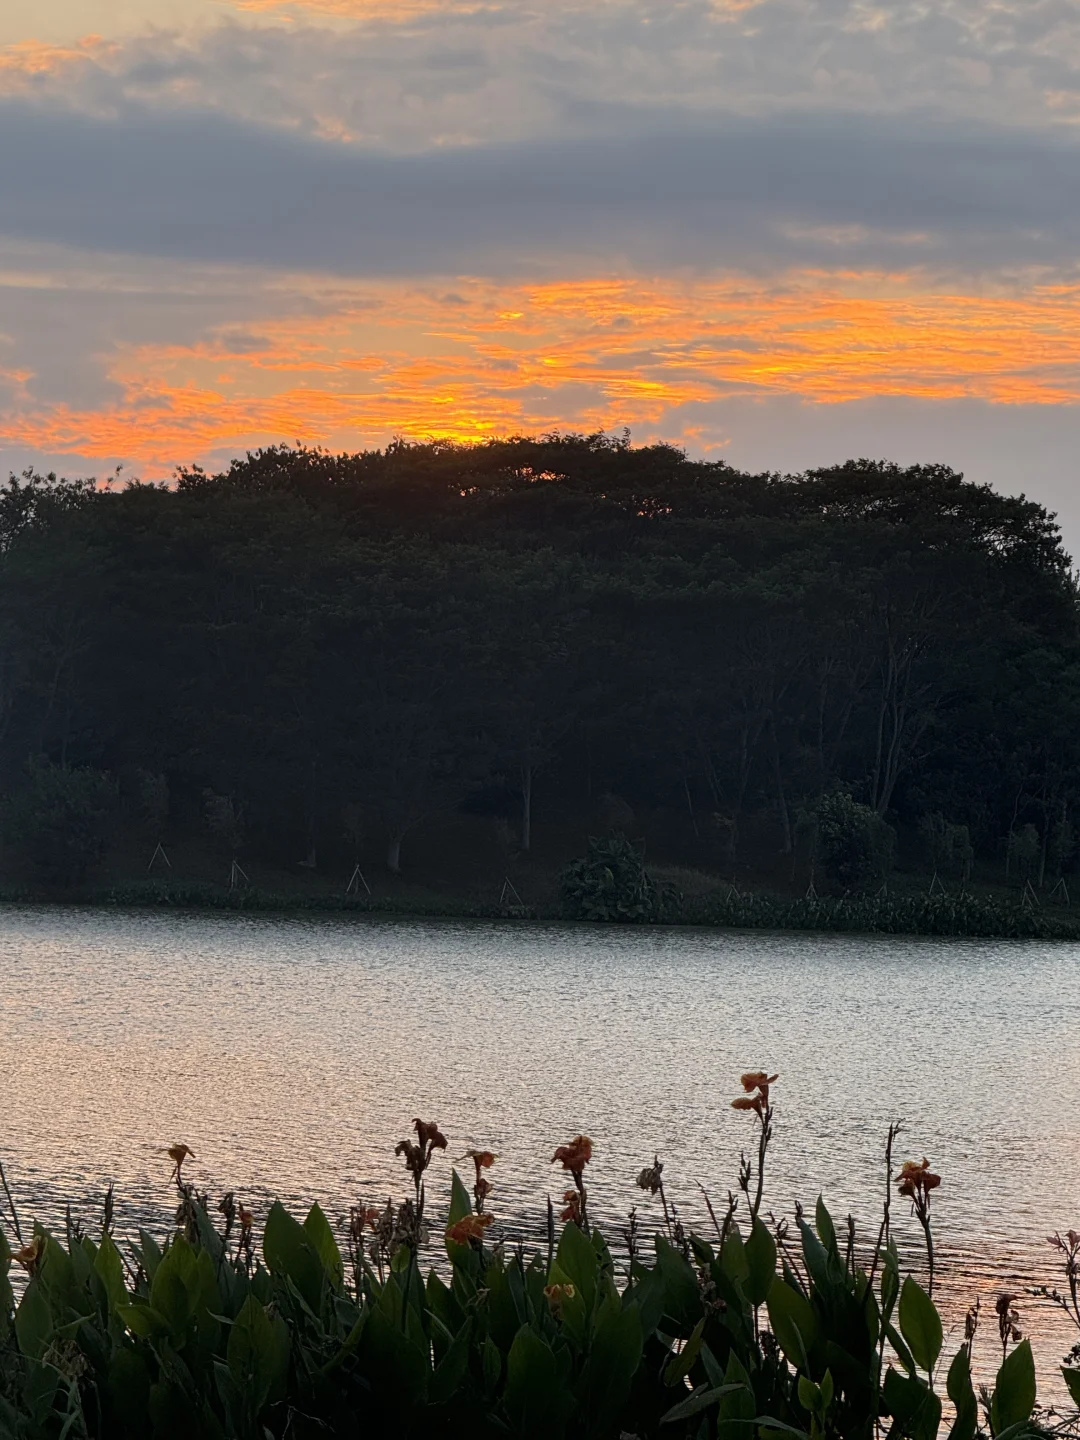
<box><xmin>1</xmin><ymin>433</ymin><xmax>1077</xmax><ymax>903</ymax></box>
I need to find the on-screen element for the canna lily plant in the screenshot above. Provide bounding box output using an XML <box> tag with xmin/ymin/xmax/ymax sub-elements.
<box><xmin>0</xmin><ymin>1094</ymin><xmax>1065</xmax><ymax>1440</ymax></box>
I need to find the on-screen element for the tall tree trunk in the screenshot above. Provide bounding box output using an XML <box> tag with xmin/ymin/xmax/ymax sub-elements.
<box><xmin>386</xmin><ymin>834</ymin><xmax>402</xmax><ymax>873</ymax></box>
<box><xmin>768</xmin><ymin>716</ymin><xmax>793</xmax><ymax>855</ymax></box>
<box><xmin>520</xmin><ymin>763</ymin><xmax>533</xmax><ymax>852</ymax></box>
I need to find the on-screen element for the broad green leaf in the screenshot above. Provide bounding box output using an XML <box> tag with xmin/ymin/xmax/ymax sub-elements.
<box><xmin>815</xmin><ymin>1197</ymin><xmax>839</xmax><ymax>1257</ymax></box>
<box><xmin>14</xmin><ymin>1278</ymin><xmax>53</xmax><ymax>1360</ymax></box>
<box><xmin>946</xmin><ymin>1346</ymin><xmax>978</xmax><ymax>1440</ymax></box>
<box><xmin>1063</xmin><ymin>1367</ymin><xmax>1080</xmax><ymax>1409</ymax></box>
<box><xmin>898</xmin><ymin>1275</ymin><xmax>942</xmax><ymax>1374</ymax></box>
<box><xmin>744</xmin><ymin>1216</ymin><xmax>777</xmax><ymax>1307</ymax></box>
<box><xmin>504</xmin><ymin>1326</ymin><xmax>573</xmax><ymax>1438</ymax></box>
<box><xmin>664</xmin><ymin>1316</ymin><xmax>705</xmax><ymax>1386</ymax></box>
<box><xmin>659</xmin><ymin>1382</ymin><xmax>743</xmax><ymax>1425</ymax></box>
<box><xmin>430</xmin><ymin>1318</ymin><xmax>472</xmax><ymax>1405</ymax></box>
<box><xmin>991</xmin><ymin>1340</ymin><xmax>1036</xmax><ymax>1434</ymax></box>
<box><xmin>227</xmin><ymin>1294</ymin><xmax>283</xmax><ymax>1413</ymax></box>
<box><xmin>578</xmin><ymin>1296</ymin><xmax>643</xmax><ymax>1425</ymax></box>
<box><xmin>767</xmin><ymin>1275</ymin><xmax>818</xmax><ymax>1371</ymax></box>
<box><xmin>555</xmin><ymin>1221</ymin><xmax>598</xmax><ymax>1311</ymax></box>
<box><xmin>303</xmin><ymin>1203</ymin><xmax>344</xmax><ymax>1290</ymax></box>
<box><xmin>149</xmin><ymin>1235</ymin><xmax>200</xmax><ymax>1335</ymax></box>
<box><xmin>93</xmin><ymin>1232</ymin><xmax>128</xmax><ymax>1314</ymax></box>
<box><xmin>717</xmin><ymin>1347</ymin><xmax>757</xmax><ymax>1440</ymax></box>
<box><xmin>263</xmin><ymin>1201</ymin><xmax>324</xmax><ymax>1313</ymax></box>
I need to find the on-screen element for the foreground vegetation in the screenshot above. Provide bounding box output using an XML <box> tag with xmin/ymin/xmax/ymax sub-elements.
<box><xmin>3</xmin><ymin>1078</ymin><xmax>1079</xmax><ymax>1438</ymax></box>
<box><xmin>1</xmin><ymin>437</ymin><xmax>1079</xmax><ymax>909</ymax></box>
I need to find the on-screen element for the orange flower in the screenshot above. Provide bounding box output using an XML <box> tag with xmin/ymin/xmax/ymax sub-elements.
<box><xmin>560</xmin><ymin>1189</ymin><xmax>583</xmax><ymax>1225</ymax></box>
<box><xmin>731</xmin><ymin>1094</ymin><xmax>763</xmax><ymax>1113</ymax></box>
<box><xmin>551</xmin><ymin>1135</ymin><xmax>593</xmax><ymax>1175</ymax></box>
<box><xmin>544</xmin><ymin>1282</ymin><xmax>576</xmax><ymax>1312</ymax></box>
<box><xmin>413</xmin><ymin>1119</ymin><xmax>448</xmax><ymax>1152</ymax></box>
<box><xmin>167</xmin><ymin>1143</ymin><xmax>195</xmax><ymax>1180</ymax></box>
<box><xmin>446</xmin><ymin>1213</ymin><xmax>494</xmax><ymax>1246</ymax></box>
<box><xmin>238</xmin><ymin>1203</ymin><xmax>254</xmax><ymax>1234</ymax></box>
<box><xmin>896</xmin><ymin>1158</ymin><xmax>941</xmax><ymax>1199</ymax></box>
<box><xmin>13</xmin><ymin>1234</ymin><xmax>45</xmax><ymax>1275</ymax></box>
<box><xmin>740</xmin><ymin>1072</ymin><xmax>778</xmax><ymax>1092</ymax></box>
<box><xmin>475</xmin><ymin>1176</ymin><xmax>493</xmax><ymax>1203</ymax></box>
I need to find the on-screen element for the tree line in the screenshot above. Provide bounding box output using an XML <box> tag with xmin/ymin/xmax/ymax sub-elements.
<box><xmin>0</xmin><ymin>433</ymin><xmax>1076</xmax><ymax>890</ymax></box>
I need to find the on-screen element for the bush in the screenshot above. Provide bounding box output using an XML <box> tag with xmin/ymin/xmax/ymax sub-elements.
<box><xmin>0</xmin><ymin>1113</ymin><xmax>1061</xmax><ymax>1439</ymax></box>
<box><xmin>917</xmin><ymin>812</ymin><xmax>974</xmax><ymax>882</ymax></box>
<box><xmin>815</xmin><ymin>791</ymin><xmax>895</xmax><ymax>893</ymax></box>
<box><xmin>560</xmin><ymin>832</ymin><xmax>680</xmax><ymax>922</ymax></box>
<box><xmin>3</xmin><ymin>761</ymin><xmax>116</xmax><ymax>885</ymax></box>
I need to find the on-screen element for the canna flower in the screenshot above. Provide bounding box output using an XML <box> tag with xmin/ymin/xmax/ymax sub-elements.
<box><xmin>13</xmin><ymin>1234</ymin><xmax>45</xmax><ymax>1275</ymax></box>
<box><xmin>446</xmin><ymin>1213</ymin><xmax>493</xmax><ymax>1246</ymax></box>
<box><xmin>731</xmin><ymin>1094</ymin><xmax>763</xmax><ymax>1113</ymax></box>
<box><xmin>238</xmin><ymin>1203</ymin><xmax>254</xmax><ymax>1236</ymax></box>
<box><xmin>551</xmin><ymin>1135</ymin><xmax>593</xmax><ymax>1176</ymax></box>
<box><xmin>560</xmin><ymin>1189</ymin><xmax>583</xmax><ymax>1225</ymax></box>
<box><xmin>167</xmin><ymin>1144</ymin><xmax>195</xmax><ymax>1181</ymax></box>
<box><xmin>413</xmin><ymin>1119</ymin><xmax>448</xmax><ymax>1153</ymax></box>
<box><xmin>896</xmin><ymin>1158</ymin><xmax>941</xmax><ymax>1200</ymax></box>
<box><xmin>545</xmin><ymin>1282</ymin><xmax>576</xmax><ymax>1313</ymax></box>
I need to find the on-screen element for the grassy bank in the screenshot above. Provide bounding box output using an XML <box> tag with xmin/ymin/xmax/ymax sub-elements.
<box><xmin>1</xmin><ymin>876</ymin><xmax>1077</xmax><ymax>940</ymax></box>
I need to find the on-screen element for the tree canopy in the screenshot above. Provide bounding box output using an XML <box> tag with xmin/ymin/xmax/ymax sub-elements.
<box><xmin>1</xmin><ymin>435</ymin><xmax>1075</xmax><ymax>887</ymax></box>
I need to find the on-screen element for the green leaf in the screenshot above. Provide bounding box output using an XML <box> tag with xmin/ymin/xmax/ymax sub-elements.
<box><xmin>654</xmin><ymin>1236</ymin><xmax>701</xmax><ymax>1329</ymax></box>
<box><xmin>946</xmin><ymin>1347</ymin><xmax>978</xmax><ymax>1440</ymax></box>
<box><xmin>149</xmin><ymin>1235</ymin><xmax>200</xmax><ymax>1335</ymax></box>
<box><xmin>578</xmin><ymin>1296</ymin><xmax>643</xmax><ymax>1425</ymax></box>
<box><xmin>664</xmin><ymin>1316</ymin><xmax>705</xmax><ymax>1386</ymax></box>
<box><xmin>815</xmin><ymin>1197</ymin><xmax>838</xmax><ymax>1257</ymax></box>
<box><xmin>482</xmin><ymin>1334</ymin><xmax>502</xmax><ymax>1394</ymax></box>
<box><xmin>263</xmin><ymin>1201</ymin><xmax>324</xmax><ymax>1313</ymax></box>
<box><xmin>448</xmin><ymin>1169</ymin><xmax>473</xmax><ymax>1227</ymax></box>
<box><xmin>504</xmin><ymin>1326</ymin><xmax>573</xmax><ymax>1438</ymax></box>
<box><xmin>430</xmin><ymin>1318</ymin><xmax>472</xmax><ymax>1405</ymax></box>
<box><xmin>303</xmin><ymin>1203</ymin><xmax>344</xmax><ymax>1290</ymax></box>
<box><xmin>227</xmin><ymin>1294</ymin><xmax>284</xmax><ymax>1413</ymax></box>
<box><xmin>744</xmin><ymin>1216</ymin><xmax>777</xmax><ymax>1307</ymax></box>
<box><xmin>1062</xmin><ymin>1368</ymin><xmax>1080</xmax><ymax>1409</ymax></box>
<box><xmin>898</xmin><ymin>1275</ymin><xmax>942</xmax><ymax>1374</ymax></box>
<box><xmin>14</xmin><ymin>1278</ymin><xmax>53</xmax><ymax>1360</ymax></box>
<box><xmin>659</xmin><ymin>1382</ymin><xmax>743</xmax><ymax>1425</ymax></box>
<box><xmin>93</xmin><ymin>1232</ymin><xmax>128</xmax><ymax>1314</ymax></box>
<box><xmin>991</xmin><ymin>1340</ymin><xmax>1036</xmax><ymax>1434</ymax></box>
<box><xmin>717</xmin><ymin>1348</ymin><xmax>757</xmax><ymax>1440</ymax></box>
<box><xmin>555</xmin><ymin>1221</ymin><xmax>599</xmax><ymax>1312</ymax></box>
<box><xmin>767</xmin><ymin>1276</ymin><xmax>818</xmax><ymax>1371</ymax></box>
<box><xmin>883</xmin><ymin>1366</ymin><xmax>942</xmax><ymax>1440</ymax></box>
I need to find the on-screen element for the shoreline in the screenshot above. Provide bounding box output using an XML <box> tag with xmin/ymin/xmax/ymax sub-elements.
<box><xmin>2</xmin><ymin>880</ymin><xmax>1078</xmax><ymax>940</ymax></box>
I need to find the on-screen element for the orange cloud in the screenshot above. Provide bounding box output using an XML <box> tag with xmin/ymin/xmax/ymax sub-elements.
<box><xmin>6</xmin><ymin>272</ymin><xmax>1080</xmax><ymax>474</ymax></box>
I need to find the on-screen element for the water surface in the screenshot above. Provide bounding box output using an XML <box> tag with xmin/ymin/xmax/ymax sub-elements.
<box><xmin>2</xmin><ymin>908</ymin><xmax>1077</xmax><ymax>1389</ymax></box>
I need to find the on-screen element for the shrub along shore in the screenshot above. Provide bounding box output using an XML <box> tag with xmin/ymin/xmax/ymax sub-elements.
<box><xmin>2</xmin><ymin>877</ymin><xmax>1076</xmax><ymax>941</ymax></box>
<box><xmin>2</xmin><ymin>1085</ymin><xmax>1078</xmax><ymax>1438</ymax></box>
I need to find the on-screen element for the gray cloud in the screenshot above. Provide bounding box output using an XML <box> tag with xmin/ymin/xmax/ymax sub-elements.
<box><xmin>2</xmin><ymin>98</ymin><xmax>1080</xmax><ymax>279</ymax></box>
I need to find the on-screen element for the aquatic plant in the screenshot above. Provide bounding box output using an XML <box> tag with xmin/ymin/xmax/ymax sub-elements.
<box><xmin>560</xmin><ymin>833</ymin><xmax>681</xmax><ymax>922</ymax></box>
<box><xmin>1</xmin><ymin>1079</ymin><xmax>1073</xmax><ymax>1440</ymax></box>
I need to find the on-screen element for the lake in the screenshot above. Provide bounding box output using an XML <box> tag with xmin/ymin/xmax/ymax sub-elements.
<box><xmin>1</xmin><ymin>906</ymin><xmax>1077</xmax><ymax>1392</ymax></box>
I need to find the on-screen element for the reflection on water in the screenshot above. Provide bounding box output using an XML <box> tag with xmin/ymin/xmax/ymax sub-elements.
<box><xmin>1</xmin><ymin>907</ymin><xmax>1078</xmax><ymax>1390</ymax></box>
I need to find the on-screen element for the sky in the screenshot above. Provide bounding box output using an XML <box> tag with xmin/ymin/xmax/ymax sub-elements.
<box><xmin>3</xmin><ymin>0</ymin><xmax>1080</xmax><ymax>547</ymax></box>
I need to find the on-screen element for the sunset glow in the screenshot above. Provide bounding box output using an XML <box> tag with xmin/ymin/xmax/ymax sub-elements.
<box><xmin>2</xmin><ymin>0</ymin><xmax>1079</xmax><ymax>528</ymax></box>
<box><xmin>4</xmin><ymin>275</ymin><xmax>1080</xmax><ymax>475</ymax></box>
